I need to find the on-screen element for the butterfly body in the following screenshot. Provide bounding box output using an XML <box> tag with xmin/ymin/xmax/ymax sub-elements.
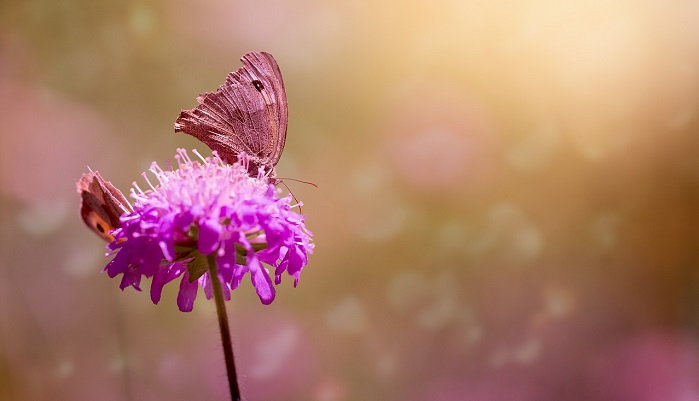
<box><xmin>174</xmin><ymin>51</ymin><xmax>288</xmax><ymax>182</ymax></box>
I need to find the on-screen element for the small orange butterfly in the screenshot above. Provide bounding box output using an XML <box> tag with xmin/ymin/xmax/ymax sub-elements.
<box><xmin>76</xmin><ymin>171</ymin><xmax>132</xmax><ymax>242</ymax></box>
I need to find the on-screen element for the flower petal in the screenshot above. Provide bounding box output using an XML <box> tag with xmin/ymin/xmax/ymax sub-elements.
<box><xmin>177</xmin><ymin>272</ymin><xmax>199</xmax><ymax>312</ymax></box>
<box><xmin>104</xmin><ymin>246</ymin><xmax>130</xmax><ymax>277</ymax></box>
<box><xmin>248</xmin><ymin>255</ymin><xmax>275</xmax><ymax>305</ymax></box>
<box><xmin>198</xmin><ymin>219</ymin><xmax>221</xmax><ymax>255</ymax></box>
<box><xmin>151</xmin><ymin>266</ymin><xmax>168</xmax><ymax>304</ymax></box>
<box><xmin>151</xmin><ymin>262</ymin><xmax>186</xmax><ymax>304</ymax></box>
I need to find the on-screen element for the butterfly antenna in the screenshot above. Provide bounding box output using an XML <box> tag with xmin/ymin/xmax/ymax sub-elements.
<box><xmin>279</xmin><ymin>180</ymin><xmax>304</xmax><ymax>213</ymax></box>
<box><xmin>276</xmin><ymin>177</ymin><xmax>318</xmax><ymax>188</ymax></box>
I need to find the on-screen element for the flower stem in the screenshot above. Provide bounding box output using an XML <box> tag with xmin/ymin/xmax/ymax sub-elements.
<box><xmin>207</xmin><ymin>253</ymin><xmax>241</xmax><ymax>401</ymax></box>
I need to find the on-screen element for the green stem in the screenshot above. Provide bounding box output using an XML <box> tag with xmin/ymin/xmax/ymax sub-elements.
<box><xmin>207</xmin><ymin>253</ymin><xmax>241</xmax><ymax>401</ymax></box>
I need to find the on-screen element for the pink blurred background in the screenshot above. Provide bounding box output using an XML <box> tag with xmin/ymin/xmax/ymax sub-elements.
<box><xmin>2</xmin><ymin>0</ymin><xmax>699</xmax><ymax>400</ymax></box>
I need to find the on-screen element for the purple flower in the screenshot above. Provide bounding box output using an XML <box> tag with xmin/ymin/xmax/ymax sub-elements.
<box><xmin>104</xmin><ymin>149</ymin><xmax>313</xmax><ymax>312</ymax></box>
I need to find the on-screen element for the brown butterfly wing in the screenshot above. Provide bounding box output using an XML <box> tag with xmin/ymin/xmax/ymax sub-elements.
<box><xmin>77</xmin><ymin>172</ymin><xmax>131</xmax><ymax>242</ymax></box>
<box><xmin>174</xmin><ymin>51</ymin><xmax>288</xmax><ymax>177</ymax></box>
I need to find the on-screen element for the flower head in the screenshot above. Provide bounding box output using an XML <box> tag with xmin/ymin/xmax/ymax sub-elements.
<box><xmin>104</xmin><ymin>149</ymin><xmax>313</xmax><ymax>312</ymax></box>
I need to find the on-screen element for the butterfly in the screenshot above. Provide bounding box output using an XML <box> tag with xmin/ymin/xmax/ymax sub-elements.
<box><xmin>174</xmin><ymin>51</ymin><xmax>288</xmax><ymax>183</ymax></box>
<box><xmin>77</xmin><ymin>171</ymin><xmax>132</xmax><ymax>242</ymax></box>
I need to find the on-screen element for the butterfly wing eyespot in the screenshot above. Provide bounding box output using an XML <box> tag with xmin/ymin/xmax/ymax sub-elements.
<box><xmin>174</xmin><ymin>51</ymin><xmax>288</xmax><ymax>181</ymax></box>
<box><xmin>84</xmin><ymin>211</ymin><xmax>116</xmax><ymax>242</ymax></box>
<box><xmin>77</xmin><ymin>172</ymin><xmax>132</xmax><ymax>242</ymax></box>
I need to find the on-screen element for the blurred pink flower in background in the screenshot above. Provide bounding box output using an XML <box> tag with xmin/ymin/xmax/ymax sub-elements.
<box><xmin>591</xmin><ymin>332</ymin><xmax>699</xmax><ymax>401</ymax></box>
<box><xmin>236</xmin><ymin>310</ymin><xmax>316</xmax><ymax>401</ymax></box>
<box><xmin>380</xmin><ymin>84</ymin><xmax>500</xmax><ymax>193</ymax></box>
<box><xmin>0</xmin><ymin>80</ymin><xmax>120</xmax><ymax>204</ymax></box>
